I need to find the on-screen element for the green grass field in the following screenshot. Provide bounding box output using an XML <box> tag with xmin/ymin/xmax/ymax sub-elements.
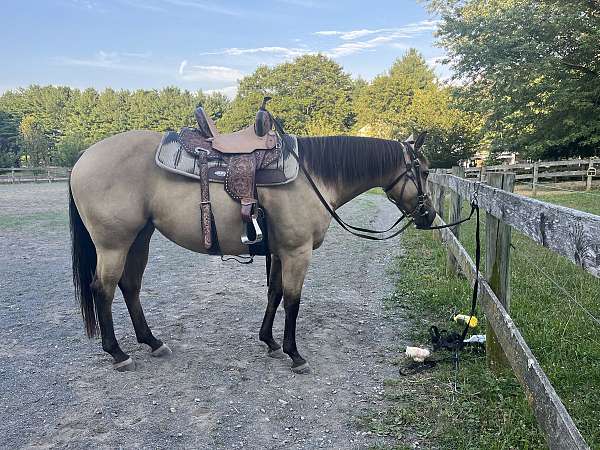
<box><xmin>367</xmin><ymin>189</ymin><xmax>600</xmax><ymax>449</ymax></box>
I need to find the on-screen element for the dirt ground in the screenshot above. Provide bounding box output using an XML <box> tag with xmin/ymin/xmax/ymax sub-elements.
<box><xmin>0</xmin><ymin>182</ymin><xmax>411</xmax><ymax>450</ymax></box>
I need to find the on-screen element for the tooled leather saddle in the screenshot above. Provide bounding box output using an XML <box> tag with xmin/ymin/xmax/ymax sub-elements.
<box><xmin>155</xmin><ymin>97</ymin><xmax>299</xmax><ymax>254</ymax></box>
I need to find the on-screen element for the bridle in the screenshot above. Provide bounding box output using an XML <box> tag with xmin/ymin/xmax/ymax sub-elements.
<box><xmin>383</xmin><ymin>140</ymin><xmax>430</xmax><ymax>223</ymax></box>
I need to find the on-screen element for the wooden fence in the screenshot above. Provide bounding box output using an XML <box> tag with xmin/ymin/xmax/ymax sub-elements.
<box><xmin>0</xmin><ymin>167</ymin><xmax>71</xmax><ymax>184</ymax></box>
<box><xmin>428</xmin><ymin>168</ymin><xmax>599</xmax><ymax>450</ymax></box>
<box><xmin>459</xmin><ymin>158</ymin><xmax>599</xmax><ymax>193</ymax></box>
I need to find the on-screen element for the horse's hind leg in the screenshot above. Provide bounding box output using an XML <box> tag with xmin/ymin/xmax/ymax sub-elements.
<box><xmin>259</xmin><ymin>255</ymin><xmax>285</xmax><ymax>359</ymax></box>
<box><xmin>118</xmin><ymin>222</ymin><xmax>171</xmax><ymax>357</ymax></box>
<box><xmin>92</xmin><ymin>247</ymin><xmax>134</xmax><ymax>371</ymax></box>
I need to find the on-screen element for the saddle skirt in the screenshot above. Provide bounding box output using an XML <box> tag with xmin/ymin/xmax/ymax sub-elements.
<box><xmin>155</xmin><ymin>129</ymin><xmax>299</xmax><ymax>187</ymax></box>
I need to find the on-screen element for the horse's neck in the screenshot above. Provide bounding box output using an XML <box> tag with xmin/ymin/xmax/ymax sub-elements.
<box><xmin>326</xmin><ymin>176</ymin><xmax>385</xmax><ymax>209</ymax></box>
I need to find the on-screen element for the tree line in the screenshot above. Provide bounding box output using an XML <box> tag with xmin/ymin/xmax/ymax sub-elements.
<box><xmin>0</xmin><ymin>87</ymin><xmax>230</xmax><ymax>167</ymax></box>
<box><xmin>0</xmin><ymin>51</ymin><xmax>477</xmax><ymax>169</ymax></box>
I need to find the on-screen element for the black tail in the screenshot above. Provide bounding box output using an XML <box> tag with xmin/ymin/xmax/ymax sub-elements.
<box><xmin>69</xmin><ymin>183</ymin><xmax>98</xmax><ymax>337</ymax></box>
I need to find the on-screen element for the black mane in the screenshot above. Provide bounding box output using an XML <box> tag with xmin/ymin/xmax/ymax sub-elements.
<box><xmin>297</xmin><ymin>135</ymin><xmax>408</xmax><ymax>185</ymax></box>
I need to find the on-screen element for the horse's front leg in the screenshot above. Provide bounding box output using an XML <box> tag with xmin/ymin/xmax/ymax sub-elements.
<box><xmin>280</xmin><ymin>246</ymin><xmax>312</xmax><ymax>374</ymax></box>
<box><xmin>259</xmin><ymin>255</ymin><xmax>286</xmax><ymax>359</ymax></box>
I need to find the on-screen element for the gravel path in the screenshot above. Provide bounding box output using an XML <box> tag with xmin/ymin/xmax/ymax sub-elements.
<box><xmin>0</xmin><ymin>182</ymin><xmax>409</xmax><ymax>449</ymax></box>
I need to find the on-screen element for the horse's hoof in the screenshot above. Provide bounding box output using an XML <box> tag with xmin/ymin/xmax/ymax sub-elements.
<box><xmin>291</xmin><ymin>362</ymin><xmax>311</xmax><ymax>374</ymax></box>
<box><xmin>268</xmin><ymin>348</ymin><xmax>285</xmax><ymax>359</ymax></box>
<box><xmin>113</xmin><ymin>357</ymin><xmax>135</xmax><ymax>372</ymax></box>
<box><xmin>151</xmin><ymin>343</ymin><xmax>172</xmax><ymax>358</ymax></box>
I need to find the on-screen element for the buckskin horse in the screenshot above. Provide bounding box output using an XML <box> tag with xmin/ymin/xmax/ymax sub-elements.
<box><xmin>68</xmin><ymin>108</ymin><xmax>436</xmax><ymax>374</ymax></box>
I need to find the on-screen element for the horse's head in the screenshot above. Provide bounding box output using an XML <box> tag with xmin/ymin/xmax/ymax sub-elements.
<box><xmin>384</xmin><ymin>132</ymin><xmax>436</xmax><ymax>229</ymax></box>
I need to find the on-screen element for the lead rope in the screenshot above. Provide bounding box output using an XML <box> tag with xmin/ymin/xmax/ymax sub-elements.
<box><xmin>452</xmin><ymin>186</ymin><xmax>481</xmax><ymax>390</ymax></box>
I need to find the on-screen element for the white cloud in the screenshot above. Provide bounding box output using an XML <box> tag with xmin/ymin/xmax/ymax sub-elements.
<box><xmin>114</xmin><ymin>0</ymin><xmax>242</xmax><ymax>15</ymax></box>
<box><xmin>65</xmin><ymin>0</ymin><xmax>102</xmax><ymax>11</ymax></box>
<box><xmin>274</xmin><ymin>0</ymin><xmax>322</xmax><ymax>7</ymax></box>
<box><xmin>179</xmin><ymin>65</ymin><xmax>244</xmax><ymax>82</ymax></box>
<box><xmin>326</xmin><ymin>41</ymin><xmax>375</xmax><ymax>58</ymax></box>
<box><xmin>178</xmin><ymin>60</ymin><xmax>188</xmax><ymax>75</ymax></box>
<box><xmin>316</xmin><ymin>29</ymin><xmax>382</xmax><ymax>40</ymax></box>
<box><xmin>199</xmin><ymin>46</ymin><xmax>309</xmax><ymax>59</ymax></box>
<box><xmin>54</xmin><ymin>50</ymin><xmax>164</xmax><ymax>73</ymax></box>
<box><xmin>316</xmin><ymin>20</ymin><xmax>440</xmax><ymax>59</ymax></box>
<box><xmin>205</xmin><ymin>85</ymin><xmax>239</xmax><ymax>99</ymax></box>
<box><xmin>158</xmin><ymin>0</ymin><xmax>240</xmax><ymax>15</ymax></box>
<box><xmin>426</xmin><ymin>54</ymin><xmax>455</xmax><ymax>82</ymax></box>
<box><xmin>117</xmin><ymin>0</ymin><xmax>166</xmax><ymax>12</ymax></box>
<box><xmin>315</xmin><ymin>20</ymin><xmax>440</xmax><ymax>41</ymax></box>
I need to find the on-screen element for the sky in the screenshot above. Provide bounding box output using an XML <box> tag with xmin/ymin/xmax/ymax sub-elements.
<box><xmin>0</xmin><ymin>0</ymin><xmax>446</xmax><ymax>97</ymax></box>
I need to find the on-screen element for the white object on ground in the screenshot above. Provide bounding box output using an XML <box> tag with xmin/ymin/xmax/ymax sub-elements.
<box><xmin>463</xmin><ymin>334</ymin><xmax>486</xmax><ymax>344</ymax></box>
<box><xmin>405</xmin><ymin>346</ymin><xmax>431</xmax><ymax>362</ymax></box>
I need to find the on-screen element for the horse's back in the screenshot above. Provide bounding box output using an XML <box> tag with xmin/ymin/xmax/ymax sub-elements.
<box><xmin>70</xmin><ymin>130</ymin><xmax>164</xmax><ymax>247</ymax></box>
<box><xmin>72</xmin><ymin>130</ymin><xmax>161</xmax><ymax>177</ymax></box>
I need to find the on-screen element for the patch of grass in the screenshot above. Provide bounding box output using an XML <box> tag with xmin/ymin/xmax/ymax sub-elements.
<box><xmin>366</xmin><ymin>191</ymin><xmax>600</xmax><ymax>449</ymax></box>
<box><xmin>0</xmin><ymin>210</ymin><xmax>67</xmax><ymax>231</ymax></box>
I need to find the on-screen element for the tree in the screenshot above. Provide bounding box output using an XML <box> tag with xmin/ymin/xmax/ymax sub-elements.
<box><xmin>354</xmin><ymin>49</ymin><xmax>480</xmax><ymax>167</ymax></box>
<box><xmin>203</xmin><ymin>92</ymin><xmax>231</xmax><ymax>121</ymax></box>
<box><xmin>0</xmin><ymin>111</ymin><xmax>20</xmax><ymax>167</ymax></box>
<box><xmin>219</xmin><ymin>55</ymin><xmax>356</xmax><ymax>135</ymax></box>
<box><xmin>426</xmin><ymin>0</ymin><xmax>600</xmax><ymax>159</ymax></box>
<box><xmin>19</xmin><ymin>115</ymin><xmax>49</xmax><ymax>166</ymax></box>
<box><xmin>55</xmin><ymin>133</ymin><xmax>88</xmax><ymax>167</ymax></box>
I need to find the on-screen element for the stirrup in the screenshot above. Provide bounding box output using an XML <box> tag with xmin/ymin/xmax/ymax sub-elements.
<box><xmin>241</xmin><ymin>213</ymin><xmax>263</xmax><ymax>245</ymax></box>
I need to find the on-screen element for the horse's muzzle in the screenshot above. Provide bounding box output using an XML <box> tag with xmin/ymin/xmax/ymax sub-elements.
<box><xmin>414</xmin><ymin>206</ymin><xmax>437</xmax><ymax>229</ymax></box>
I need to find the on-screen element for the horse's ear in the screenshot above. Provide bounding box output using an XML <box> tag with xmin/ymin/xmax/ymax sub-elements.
<box><xmin>414</xmin><ymin>131</ymin><xmax>427</xmax><ymax>150</ymax></box>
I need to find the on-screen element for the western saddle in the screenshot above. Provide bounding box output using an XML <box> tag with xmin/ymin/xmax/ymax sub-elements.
<box><xmin>180</xmin><ymin>97</ymin><xmax>281</xmax><ymax>251</ymax></box>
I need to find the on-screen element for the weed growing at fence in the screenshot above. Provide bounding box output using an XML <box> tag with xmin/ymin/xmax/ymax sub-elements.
<box><xmin>368</xmin><ymin>191</ymin><xmax>600</xmax><ymax>448</ymax></box>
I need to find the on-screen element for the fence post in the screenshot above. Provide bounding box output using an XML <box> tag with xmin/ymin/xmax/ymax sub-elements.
<box><xmin>11</xmin><ymin>169</ymin><xmax>15</xmax><ymax>184</ymax></box>
<box><xmin>485</xmin><ymin>172</ymin><xmax>515</xmax><ymax>373</ymax></box>
<box><xmin>587</xmin><ymin>160</ymin><xmax>594</xmax><ymax>192</ymax></box>
<box><xmin>431</xmin><ymin>170</ymin><xmax>445</xmax><ymax>241</ymax></box>
<box><xmin>446</xmin><ymin>166</ymin><xmax>464</xmax><ymax>276</ymax></box>
<box><xmin>532</xmin><ymin>162</ymin><xmax>539</xmax><ymax>197</ymax></box>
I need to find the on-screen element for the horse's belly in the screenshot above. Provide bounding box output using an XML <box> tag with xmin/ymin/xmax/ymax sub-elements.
<box><xmin>151</xmin><ymin>176</ymin><xmax>249</xmax><ymax>255</ymax></box>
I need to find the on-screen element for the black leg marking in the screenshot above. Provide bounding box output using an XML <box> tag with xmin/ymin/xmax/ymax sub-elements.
<box><xmin>283</xmin><ymin>297</ymin><xmax>307</xmax><ymax>370</ymax></box>
<box><xmin>92</xmin><ymin>276</ymin><xmax>130</xmax><ymax>366</ymax></box>
<box><xmin>259</xmin><ymin>255</ymin><xmax>283</xmax><ymax>354</ymax></box>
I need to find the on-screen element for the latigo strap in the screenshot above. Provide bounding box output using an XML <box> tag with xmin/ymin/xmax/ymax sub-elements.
<box><xmin>198</xmin><ymin>151</ymin><xmax>212</xmax><ymax>249</ymax></box>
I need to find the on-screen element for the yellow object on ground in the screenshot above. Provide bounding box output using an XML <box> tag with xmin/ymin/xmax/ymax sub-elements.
<box><xmin>453</xmin><ymin>314</ymin><xmax>478</xmax><ymax>328</ymax></box>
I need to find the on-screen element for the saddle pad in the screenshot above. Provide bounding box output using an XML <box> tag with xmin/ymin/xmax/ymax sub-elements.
<box><xmin>155</xmin><ymin>131</ymin><xmax>299</xmax><ymax>186</ymax></box>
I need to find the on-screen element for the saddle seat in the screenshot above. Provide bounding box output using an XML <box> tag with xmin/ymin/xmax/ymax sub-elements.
<box><xmin>194</xmin><ymin>97</ymin><xmax>277</xmax><ymax>154</ymax></box>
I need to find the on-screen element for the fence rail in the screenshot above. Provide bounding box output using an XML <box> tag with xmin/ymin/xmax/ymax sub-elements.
<box><xmin>430</xmin><ymin>172</ymin><xmax>600</xmax><ymax>279</ymax></box>
<box><xmin>0</xmin><ymin>167</ymin><xmax>71</xmax><ymax>184</ymax></box>
<box><xmin>428</xmin><ymin>171</ymin><xmax>597</xmax><ymax>449</ymax></box>
<box><xmin>458</xmin><ymin>158</ymin><xmax>599</xmax><ymax>192</ymax></box>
